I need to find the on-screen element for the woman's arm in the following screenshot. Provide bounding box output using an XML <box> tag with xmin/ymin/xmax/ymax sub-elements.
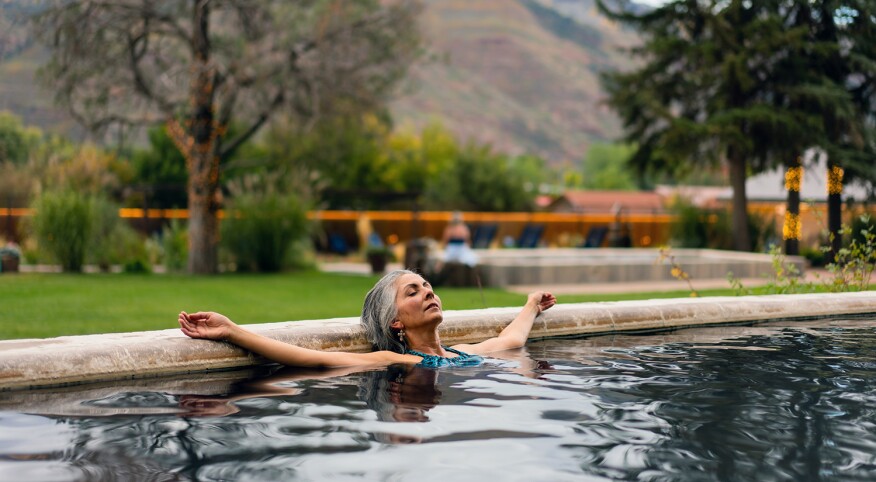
<box><xmin>179</xmin><ymin>311</ymin><xmax>420</xmax><ymax>368</ymax></box>
<box><xmin>452</xmin><ymin>291</ymin><xmax>556</xmax><ymax>355</ymax></box>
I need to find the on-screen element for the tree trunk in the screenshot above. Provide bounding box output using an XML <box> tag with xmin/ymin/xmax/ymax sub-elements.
<box><xmin>784</xmin><ymin>155</ymin><xmax>801</xmax><ymax>256</ymax></box>
<box><xmin>728</xmin><ymin>147</ymin><xmax>751</xmax><ymax>252</ymax></box>
<box><xmin>186</xmin><ymin>0</ymin><xmax>220</xmax><ymax>274</ymax></box>
<box><xmin>826</xmin><ymin>160</ymin><xmax>843</xmax><ymax>264</ymax></box>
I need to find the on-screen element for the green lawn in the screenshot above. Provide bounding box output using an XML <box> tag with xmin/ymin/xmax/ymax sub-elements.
<box><xmin>0</xmin><ymin>271</ymin><xmax>737</xmax><ymax>340</ymax></box>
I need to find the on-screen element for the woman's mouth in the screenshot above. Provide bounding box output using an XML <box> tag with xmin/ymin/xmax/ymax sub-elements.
<box><xmin>425</xmin><ymin>303</ymin><xmax>440</xmax><ymax>311</ymax></box>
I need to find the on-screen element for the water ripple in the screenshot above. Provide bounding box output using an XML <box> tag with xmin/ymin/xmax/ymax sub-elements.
<box><xmin>2</xmin><ymin>319</ymin><xmax>876</xmax><ymax>480</ymax></box>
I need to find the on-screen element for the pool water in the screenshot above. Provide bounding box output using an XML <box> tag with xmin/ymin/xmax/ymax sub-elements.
<box><xmin>2</xmin><ymin>318</ymin><xmax>876</xmax><ymax>481</ymax></box>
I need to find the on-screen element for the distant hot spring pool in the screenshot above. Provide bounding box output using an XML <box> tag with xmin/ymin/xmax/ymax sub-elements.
<box><xmin>2</xmin><ymin>318</ymin><xmax>876</xmax><ymax>481</ymax></box>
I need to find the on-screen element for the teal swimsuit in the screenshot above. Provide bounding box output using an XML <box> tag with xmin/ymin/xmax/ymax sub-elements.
<box><xmin>405</xmin><ymin>346</ymin><xmax>484</xmax><ymax>368</ymax></box>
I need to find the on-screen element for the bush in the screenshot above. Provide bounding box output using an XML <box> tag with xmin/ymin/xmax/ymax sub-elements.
<box><xmin>221</xmin><ymin>192</ymin><xmax>310</xmax><ymax>272</ymax></box>
<box><xmin>669</xmin><ymin>199</ymin><xmax>776</xmax><ymax>252</ymax></box>
<box><xmin>30</xmin><ymin>190</ymin><xmax>92</xmax><ymax>272</ymax></box>
<box><xmin>850</xmin><ymin>213</ymin><xmax>876</xmax><ymax>246</ymax></box>
<box><xmin>160</xmin><ymin>219</ymin><xmax>188</xmax><ymax>272</ymax></box>
<box><xmin>668</xmin><ymin>200</ymin><xmax>733</xmax><ymax>249</ymax></box>
<box><xmin>801</xmin><ymin>246</ymin><xmax>827</xmax><ymax>267</ymax></box>
<box><xmin>88</xmin><ymin>194</ymin><xmax>122</xmax><ymax>271</ymax></box>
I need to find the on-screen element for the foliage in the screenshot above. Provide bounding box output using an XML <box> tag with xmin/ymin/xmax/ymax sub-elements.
<box><xmin>128</xmin><ymin>126</ymin><xmax>188</xmax><ymax>209</ymax></box>
<box><xmin>656</xmin><ymin>247</ymin><xmax>698</xmax><ymax>297</ymax></box>
<box><xmin>33</xmin><ymin>0</ymin><xmax>422</xmax><ymax>273</ymax></box>
<box><xmin>822</xmin><ymin>216</ymin><xmax>876</xmax><ymax>292</ymax></box>
<box><xmin>160</xmin><ymin>220</ymin><xmax>188</xmax><ymax>273</ymax></box>
<box><xmin>29</xmin><ymin>189</ymin><xmax>92</xmax><ymax>272</ymax></box>
<box><xmin>89</xmin><ymin>195</ymin><xmax>154</xmax><ymax>272</ymax></box>
<box><xmin>423</xmin><ymin>143</ymin><xmax>535</xmax><ymax>211</ymax></box>
<box><xmin>726</xmin><ymin>244</ymin><xmax>812</xmax><ymax>296</ymax></box>
<box><xmin>87</xmin><ymin>194</ymin><xmax>122</xmax><ymax>271</ymax></box>
<box><xmin>748</xmin><ymin>210</ymin><xmax>778</xmax><ymax>254</ymax></box>
<box><xmin>598</xmin><ymin>0</ymin><xmax>863</xmax><ymax>251</ymax></box>
<box><xmin>43</xmin><ymin>143</ymin><xmax>133</xmax><ymax>195</ymax></box>
<box><xmin>0</xmin><ymin>110</ymin><xmax>41</xmax><ymax>165</ymax></box>
<box><xmin>729</xmin><ymin>215</ymin><xmax>876</xmax><ymax>295</ymax></box>
<box><xmin>581</xmin><ymin>142</ymin><xmax>637</xmax><ymax>190</ymax></box>
<box><xmin>668</xmin><ymin>199</ymin><xmax>775</xmax><ymax>252</ymax></box>
<box><xmin>0</xmin><ymin>111</ymin><xmax>47</xmax><ymax>204</ymax></box>
<box><xmin>668</xmin><ymin>199</ymin><xmax>733</xmax><ymax>250</ymax></box>
<box><xmin>800</xmin><ymin>246</ymin><xmax>827</xmax><ymax>268</ymax></box>
<box><xmin>365</xmin><ymin>244</ymin><xmax>396</xmax><ymax>260</ymax></box>
<box><xmin>255</xmin><ymin>116</ymin><xmax>540</xmax><ymax>212</ymax></box>
<box><xmin>222</xmin><ymin>176</ymin><xmax>310</xmax><ymax>272</ymax></box>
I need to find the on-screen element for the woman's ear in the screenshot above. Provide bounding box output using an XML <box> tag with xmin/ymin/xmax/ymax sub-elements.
<box><xmin>390</xmin><ymin>320</ymin><xmax>403</xmax><ymax>330</ymax></box>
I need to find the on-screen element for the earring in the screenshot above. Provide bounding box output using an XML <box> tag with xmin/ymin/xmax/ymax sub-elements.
<box><xmin>398</xmin><ymin>329</ymin><xmax>405</xmax><ymax>343</ymax></box>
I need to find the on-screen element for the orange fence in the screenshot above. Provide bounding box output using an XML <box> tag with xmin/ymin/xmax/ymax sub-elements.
<box><xmin>0</xmin><ymin>208</ymin><xmax>672</xmax><ymax>248</ymax></box>
<box><xmin>4</xmin><ymin>204</ymin><xmax>870</xmax><ymax>249</ymax></box>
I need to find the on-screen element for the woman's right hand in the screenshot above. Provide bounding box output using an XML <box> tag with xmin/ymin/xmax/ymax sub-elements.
<box><xmin>179</xmin><ymin>311</ymin><xmax>237</xmax><ymax>341</ymax></box>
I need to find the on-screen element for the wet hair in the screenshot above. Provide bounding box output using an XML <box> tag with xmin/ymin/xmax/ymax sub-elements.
<box><xmin>361</xmin><ymin>269</ymin><xmax>416</xmax><ymax>353</ymax></box>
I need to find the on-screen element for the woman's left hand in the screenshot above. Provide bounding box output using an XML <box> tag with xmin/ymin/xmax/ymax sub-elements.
<box><xmin>527</xmin><ymin>291</ymin><xmax>557</xmax><ymax>314</ymax></box>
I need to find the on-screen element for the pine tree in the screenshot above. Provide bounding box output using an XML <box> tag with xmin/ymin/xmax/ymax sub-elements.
<box><xmin>598</xmin><ymin>0</ymin><xmax>859</xmax><ymax>252</ymax></box>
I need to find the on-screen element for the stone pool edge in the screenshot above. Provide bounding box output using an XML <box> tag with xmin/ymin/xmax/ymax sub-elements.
<box><xmin>2</xmin><ymin>292</ymin><xmax>876</xmax><ymax>391</ymax></box>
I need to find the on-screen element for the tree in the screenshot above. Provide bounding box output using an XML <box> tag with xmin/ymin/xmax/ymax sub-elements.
<box><xmin>599</xmin><ymin>0</ymin><xmax>831</xmax><ymax>252</ymax></box>
<box><xmin>806</xmin><ymin>1</ymin><xmax>876</xmax><ymax>261</ymax></box>
<box><xmin>581</xmin><ymin>142</ymin><xmax>637</xmax><ymax>190</ymax></box>
<box><xmin>423</xmin><ymin>143</ymin><xmax>536</xmax><ymax>212</ymax></box>
<box><xmin>33</xmin><ymin>0</ymin><xmax>421</xmax><ymax>273</ymax></box>
<box><xmin>0</xmin><ymin>110</ymin><xmax>42</xmax><ymax>165</ymax></box>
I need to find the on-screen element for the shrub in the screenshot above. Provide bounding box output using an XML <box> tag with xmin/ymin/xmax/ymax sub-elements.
<box><xmin>30</xmin><ymin>190</ymin><xmax>92</xmax><ymax>272</ymax></box>
<box><xmin>801</xmin><ymin>246</ymin><xmax>826</xmax><ymax>267</ymax></box>
<box><xmin>221</xmin><ymin>192</ymin><xmax>310</xmax><ymax>272</ymax></box>
<box><xmin>160</xmin><ymin>219</ymin><xmax>188</xmax><ymax>272</ymax></box>
<box><xmin>88</xmin><ymin>194</ymin><xmax>122</xmax><ymax>271</ymax></box>
<box><xmin>668</xmin><ymin>200</ymin><xmax>733</xmax><ymax>249</ymax></box>
<box><xmin>823</xmin><ymin>215</ymin><xmax>876</xmax><ymax>292</ymax></box>
<box><xmin>669</xmin><ymin>199</ymin><xmax>776</xmax><ymax>252</ymax></box>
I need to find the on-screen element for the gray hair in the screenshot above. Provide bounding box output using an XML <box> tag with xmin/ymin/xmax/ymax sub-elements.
<box><xmin>361</xmin><ymin>269</ymin><xmax>416</xmax><ymax>353</ymax></box>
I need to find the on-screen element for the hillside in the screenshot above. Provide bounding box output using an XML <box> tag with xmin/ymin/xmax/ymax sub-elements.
<box><xmin>390</xmin><ymin>0</ymin><xmax>639</xmax><ymax>163</ymax></box>
<box><xmin>0</xmin><ymin>0</ymin><xmax>639</xmax><ymax>164</ymax></box>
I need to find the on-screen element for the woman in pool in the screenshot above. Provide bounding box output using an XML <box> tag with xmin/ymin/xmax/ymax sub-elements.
<box><xmin>179</xmin><ymin>269</ymin><xmax>556</xmax><ymax>368</ymax></box>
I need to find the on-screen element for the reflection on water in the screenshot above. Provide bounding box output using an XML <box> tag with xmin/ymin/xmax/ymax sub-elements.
<box><xmin>2</xmin><ymin>318</ymin><xmax>876</xmax><ymax>480</ymax></box>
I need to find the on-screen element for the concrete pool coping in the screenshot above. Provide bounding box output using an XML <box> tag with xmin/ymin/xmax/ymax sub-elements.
<box><xmin>474</xmin><ymin>248</ymin><xmax>807</xmax><ymax>287</ymax></box>
<box><xmin>2</xmin><ymin>291</ymin><xmax>876</xmax><ymax>391</ymax></box>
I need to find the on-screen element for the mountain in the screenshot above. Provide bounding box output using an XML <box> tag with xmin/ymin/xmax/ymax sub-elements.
<box><xmin>390</xmin><ymin>0</ymin><xmax>640</xmax><ymax>164</ymax></box>
<box><xmin>0</xmin><ymin>0</ymin><xmax>640</xmax><ymax>164</ymax></box>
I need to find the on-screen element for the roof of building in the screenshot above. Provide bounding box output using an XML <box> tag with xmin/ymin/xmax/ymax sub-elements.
<box><xmin>548</xmin><ymin>190</ymin><xmax>665</xmax><ymax>213</ymax></box>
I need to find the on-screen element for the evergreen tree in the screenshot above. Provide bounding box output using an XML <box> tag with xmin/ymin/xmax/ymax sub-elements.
<box><xmin>598</xmin><ymin>0</ymin><xmax>848</xmax><ymax>251</ymax></box>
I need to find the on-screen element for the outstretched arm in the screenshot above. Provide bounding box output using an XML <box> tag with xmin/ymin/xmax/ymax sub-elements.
<box><xmin>452</xmin><ymin>291</ymin><xmax>556</xmax><ymax>355</ymax></box>
<box><xmin>178</xmin><ymin>311</ymin><xmax>417</xmax><ymax>368</ymax></box>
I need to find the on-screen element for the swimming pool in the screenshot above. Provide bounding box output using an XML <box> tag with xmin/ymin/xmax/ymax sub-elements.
<box><xmin>2</xmin><ymin>317</ymin><xmax>874</xmax><ymax>480</ymax></box>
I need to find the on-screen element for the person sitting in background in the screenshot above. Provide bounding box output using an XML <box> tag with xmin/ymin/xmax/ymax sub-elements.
<box><xmin>179</xmin><ymin>270</ymin><xmax>556</xmax><ymax>368</ymax></box>
<box><xmin>440</xmin><ymin>211</ymin><xmax>478</xmax><ymax>267</ymax></box>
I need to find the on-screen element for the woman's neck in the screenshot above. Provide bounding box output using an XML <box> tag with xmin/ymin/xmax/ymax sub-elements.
<box><xmin>405</xmin><ymin>329</ymin><xmax>446</xmax><ymax>356</ymax></box>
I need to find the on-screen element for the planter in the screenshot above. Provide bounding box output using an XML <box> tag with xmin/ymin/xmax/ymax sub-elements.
<box><xmin>367</xmin><ymin>252</ymin><xmax>389</xmax><ymax>274</ymax></box>
<box><xmin>1</xmin><ymin>254</ymin><xmax>19</xmax><ymax>273</ymax></box>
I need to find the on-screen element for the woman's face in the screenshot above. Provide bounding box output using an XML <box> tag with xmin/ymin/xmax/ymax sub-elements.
<box><xmin>393</xmin><ymin>273</ymin><xmax>443</xmax><ymax>330</ymax></box>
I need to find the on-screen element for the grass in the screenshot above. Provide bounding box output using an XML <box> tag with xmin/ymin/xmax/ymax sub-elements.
<box><xmin>0</xmin><ymin>270</ymin><xmax>749</xmax><ymax>340</ymax></box>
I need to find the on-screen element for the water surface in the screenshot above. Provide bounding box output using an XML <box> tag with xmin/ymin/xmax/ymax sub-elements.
<box><xmin>1</xmin><ymin>318</ymin><xmax>875</xmax><ymax>481</ymax></box>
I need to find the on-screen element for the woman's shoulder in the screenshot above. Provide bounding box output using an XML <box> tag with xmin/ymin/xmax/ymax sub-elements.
<box><xmin>370</xmin><ymin>350</ymin><xmax>423</xmax><ymax>365</ymax></box>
